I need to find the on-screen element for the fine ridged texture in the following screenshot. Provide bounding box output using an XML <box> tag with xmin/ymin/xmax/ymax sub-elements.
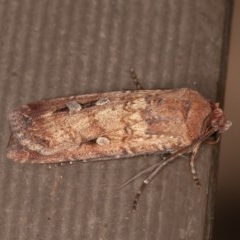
<box><xmin>0</xmin><ymin>0</ymin><xmax>232</xmax><ymax>239</ymax></box>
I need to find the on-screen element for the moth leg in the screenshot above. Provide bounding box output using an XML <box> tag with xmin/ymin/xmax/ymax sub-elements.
<box><xmin>132</xmin><ymin>181</ymin><xmax>148</xmax><ymax>211</ymax></box>
<box><xmin>189</xmin><ymin>143</ymin><xmax>201</xmax><ymax>188</ymax></box>
<box><xmin>132</xmin><ymin>153</ymin><xmax>181</xmax><ymax>211</ymax></box>
<box><xmin>131</xmin><ymin>129</ymin><xmax>216</xmax><ymax>211</ymax></box>
<box><xmin>130</xmin><ymin>68</ymin><xmax>144</xmax><ymax>90</ymax></box>
<box><xmin>132</xmin><ymin>142</ymin><xmax>201</xmax><ymax>211</ymax></box>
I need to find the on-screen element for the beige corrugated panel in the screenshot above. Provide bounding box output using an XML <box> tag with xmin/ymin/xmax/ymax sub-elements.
<box><xmin>0</xmin><ymin>0</ymin><xmax>232</xmax><ymax>239</ymax></box>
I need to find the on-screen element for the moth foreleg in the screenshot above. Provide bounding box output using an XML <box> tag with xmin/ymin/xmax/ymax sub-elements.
<box><xmin>189</xmin><ymin>143</ymin><xmax>202</xmax><ymax>188</ymax></box>
<box><xmin>132</xmin><ymin>180</ymin><xmax>149</xmax><ymax>212</ymax></box>
<box><xmin>132</xmin><ymin>154</ymin><xmax>178</xmax><ymax>211</ymax></box>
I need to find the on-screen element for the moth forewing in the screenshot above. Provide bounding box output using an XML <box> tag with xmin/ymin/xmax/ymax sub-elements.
<box><xmin>7</xmin><ymin>88</ymin><xmax>212</xmax><ymax>163</ymax></box>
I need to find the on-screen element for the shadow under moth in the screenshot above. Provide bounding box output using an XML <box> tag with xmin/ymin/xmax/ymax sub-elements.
<box><xmin>7</xmin><ymin>70</ymin><xmax>231</xmax><ymax>210</ymax></box>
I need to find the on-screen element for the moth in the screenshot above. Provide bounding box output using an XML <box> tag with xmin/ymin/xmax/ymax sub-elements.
<box><xmin>7</xmin><ymin>69</ymin><xmax>231</xmax><ymax>210</ymax></box>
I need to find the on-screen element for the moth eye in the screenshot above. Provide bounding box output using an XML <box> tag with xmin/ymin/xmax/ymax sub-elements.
<box><xmin>65</xmin><ymin>101</ymin><xmax>82</xmax><ymax>113</ymax></box>
<box><xmin>96</xmin><ymin>136</ymin><xmax>111</xmax><ymax>145</ymax></box>
<box><xmin>96</xmin><ymin>98</ymin><xmax>110</xmax><ymax>106</ymax></box>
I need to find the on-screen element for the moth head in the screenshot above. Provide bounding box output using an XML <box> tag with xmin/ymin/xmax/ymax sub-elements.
<box><xmin>210</xmin><ymin>102</ymin><xmax>232</xmax><ymax>133</ymax></box>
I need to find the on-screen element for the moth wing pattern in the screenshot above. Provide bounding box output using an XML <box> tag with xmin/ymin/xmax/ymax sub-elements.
<box><xmin>7</xmin><ymin>88</ymin><xmax>212</xmax><ymax>163</ymax></box>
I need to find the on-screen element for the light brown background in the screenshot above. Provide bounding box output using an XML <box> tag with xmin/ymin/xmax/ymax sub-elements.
<box><xmin>213</xmin><ymin>1</ymin><xmax>240</xmax><ymax>239</ymax></box>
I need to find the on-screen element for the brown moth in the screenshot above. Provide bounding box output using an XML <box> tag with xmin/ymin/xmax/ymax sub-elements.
<box><xmin>6</xmin><ymin>70</ymin><xmax>231</xmax><ymax>210</ymax></box>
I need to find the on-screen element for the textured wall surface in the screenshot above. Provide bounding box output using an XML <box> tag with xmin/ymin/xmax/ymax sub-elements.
<box><xmin>0</xmin><ymin>0</ymin><xmax>231</xmax><ymax>239</ymax></box>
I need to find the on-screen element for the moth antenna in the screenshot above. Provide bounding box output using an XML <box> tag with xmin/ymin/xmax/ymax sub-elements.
<box><xmin>118</xmin><ymin>162</ymin><xmax>161</xmax><ymax>190</ymax></box>
<box><xmin>119</xmin><ymin>154</ymin><xmax>187</xmax><ymax>190</ymax></box>
<box><xmin>130</xmin><ymin>68</ymin><xmax>144</xmax><ymax>90</ymax></box>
